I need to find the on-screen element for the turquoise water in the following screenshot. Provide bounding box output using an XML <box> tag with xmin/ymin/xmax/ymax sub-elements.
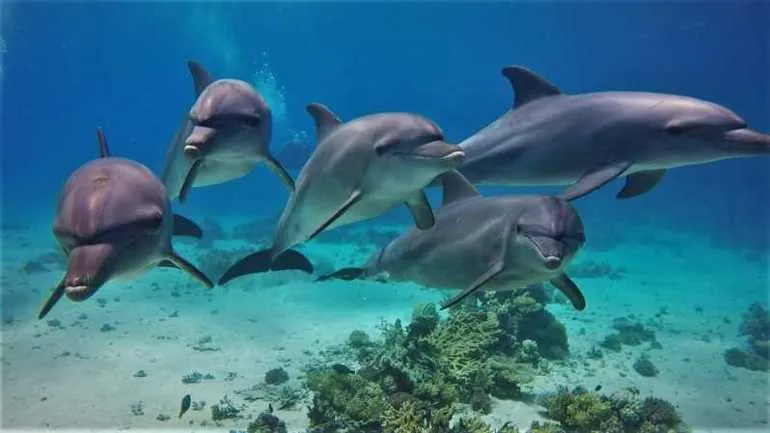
<box><xmin>1</xmin><ymin>2</ymin><xmax>768</xmax><ymax>433</ymax></box>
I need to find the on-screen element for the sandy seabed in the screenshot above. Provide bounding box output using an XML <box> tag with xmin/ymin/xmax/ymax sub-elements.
<box><xmin>1</xmin><ymin>216</ymin><xmax>768</xmax><ymax>433</ymax></box>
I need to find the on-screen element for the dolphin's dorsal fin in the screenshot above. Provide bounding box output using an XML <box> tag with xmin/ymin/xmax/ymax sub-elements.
<box><xmin>439</xmin><ymin>170</ymin><xmax>481</xmax><ymax>207</ymax></box>
<box><xmin>96</xmin><ymin>127</ymin><xmax>110</xmax><ymax>158</ymax></box>
<box><xmin>187</xmin><ymin>60</ymin><xmax>214</xmax><ymax>96</ymax></box>
<box><xmin>502</xmin><ymin>66</ymin><xmax>561</xmax><ymax>108</ymax></box>
<box><xmin>306</xmin><ymin>103</ymin><xmax>342</xmax><ymax>142</ymax></box>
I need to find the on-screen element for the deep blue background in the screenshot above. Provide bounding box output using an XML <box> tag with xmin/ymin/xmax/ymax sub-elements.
<box><xmin>2</xmin><ymin>1</ymin><xmax>769</xmax><ymax>245</ymax></box>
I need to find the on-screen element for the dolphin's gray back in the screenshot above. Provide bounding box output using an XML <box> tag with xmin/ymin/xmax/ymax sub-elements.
<box><xmin>457</xmin><ymin>90</ymin><xmax>751</xmax><ymax>185</ymax></box>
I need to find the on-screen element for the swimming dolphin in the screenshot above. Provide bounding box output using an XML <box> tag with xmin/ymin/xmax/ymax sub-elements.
<box><xmin>317</xmin><ymin>170</ymin><xmax>587</xmax><ymax>310</ymax></box>
<box><xmin>217</xmin><ymin>103</ymin><xmax>465</xmax><ymax>285</ymax></box>
<box><xmin>38</xmin><ymin>128</ymin><xmax>214</xmax><ymax>319</ymax></box>
<box><xmin>160</xmin><ymin>60</ymin><xmax>294</xmax><ymax>203</ymax></box>
<box><xmin>453</xmin><ymin>66</ymin><xmax>770</xmax><ymax>201</ymax></box>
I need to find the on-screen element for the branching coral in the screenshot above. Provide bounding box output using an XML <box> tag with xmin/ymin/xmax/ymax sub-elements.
<box><xmin>305</xmin><ymin>369</ymin><xmax>389</xmax><ymax>431</ymax></box>
<box><xmin>380</xmin><ymin>399</ymin><xmax>423</xmax><ymax>433</ymax></box>
<box><xmin>538</xmin><ymin>386</ymin><xmax>691</xmax><ymax>433</ymax></box>
<box><xmin>305</xmin><ymin>293</ymin><xmax>575</xmax><ymax>431</ymax></box>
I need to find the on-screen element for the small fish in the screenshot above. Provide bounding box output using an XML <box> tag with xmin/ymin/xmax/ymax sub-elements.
<box><xmin>179</xmin><ymin>394</ymin><xmax>191</xmax><ymax>419</ymax></box>
<box><xmin>594</xmin><ymin>385</ymin><xmax>602</xmax><ymax>392</ymax></box>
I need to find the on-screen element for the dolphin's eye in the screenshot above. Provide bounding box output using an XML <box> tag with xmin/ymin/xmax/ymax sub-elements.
<box><xmin>420</xmin><ymin>133</ymin><xmax>443</xmax><ymax>145</ymax></box>
<box><xmin>90</xmin><ymin>217</ymin><xmax>163</xmax><ymax>243</ymax></box>
<box><xmin>374</xmin><ymin>139</ymin><xmax>398</xmax><ymax>157</ymax></box>
<box><xmin>54</xmin><ymin>231</ymin><xmax>79</xmax><ymax>248</ymax></box>
<box><xmin>197</xmin><ymin>114</ymin><xmax>260</xmax><ymax>129</ymax></box>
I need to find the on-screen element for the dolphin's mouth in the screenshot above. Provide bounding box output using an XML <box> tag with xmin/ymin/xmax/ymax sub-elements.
<box><xmin>393</xmin><ymin>149</ymin><xmax>466</xmax><ymax>164</ymax></box>
<box><xmin>522</xmin><ymin>234</ymin><xmax>565</xmax><ymax>271</ymax></box>
<box><xmin>64</xmin><ymin>284</ymin><xmax>94</xmax><ymax>302</ymax></box>
<box><xmin>723</xmin><ymin>128</ymin><xmax>770</xmax><ymax>150</ymax></box>
<box><xmin>184</xmin><ymin>145</ymin><xmax>202</xmax><ymax>160</ymax></box>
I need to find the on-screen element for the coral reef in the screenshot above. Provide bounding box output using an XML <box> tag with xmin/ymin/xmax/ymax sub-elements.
<box><xmin>724</xmin><ymin>302</ymin><xmax>770</xmax><ymax>372</ymax></box>
<box><xmin>599</xmin><ymin>317</ymin><xmax>658</xmax><ymax>352</ymax></box>
<box><xmin>632</xmin><ymin>355</ymin><xmax>659</xmax><ymax>377</ymax></box>
<box><xmin>539</xmin><ymin>386</ymin><xmax>690</xmax><ymax>433</ymax></box>
<box><xmin>265</xmin><ymin>367</ymin><xmax>290</xmax><ymax>385</ymax></box>
<box><xmin>247</xmin><ymin>407</ymin><xmax>288</xmax><ymax>433</ymax></box>
<box><xmin>211</xmin><ymin>395</ymin><xmax>241</xmax><ymax>421</ymax></box>
<box><xmin>304</xmin><ymin>291</ymin><xmax>569</xmax><ymax>432</ymax></box>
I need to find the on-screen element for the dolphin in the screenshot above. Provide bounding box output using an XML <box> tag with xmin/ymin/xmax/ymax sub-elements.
<box><xmin>453</xmin><ymin>66</ymin><xmax>770</xmax><ymax>201</ymax></box>
<box><xmin>38</xmin><ymin>128</ymin><xmax>214</xmax><ymax>319</ymax></box>
<box><xmin>217</xmin><ymin>103</ymin><xmax>466</xmax><ymax>285</ymax></box>
<box><xmin>318</xmin><ymin>170</ymin><xmax>587</xmax><ymax>310</ymax></box>
<box><xmin>160</xmin><ymin>60</ymin><xmax>294</xmax><ymax>203</ymax></box>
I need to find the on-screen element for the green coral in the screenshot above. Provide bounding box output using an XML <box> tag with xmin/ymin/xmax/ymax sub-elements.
<box><xmin>381</xmin><ymin>399</ymin><xmax>422</xmax><ymax>433</ymax></box>
<box><xmin>453</xmin><ymin>415</ymin><xmax>493</xmax><ymax>433</ymax></box>
<box><xmin>305</xmin><ymin>293</ymin><xmax>575</xmax><ymax>431</ymax></box>
<box><xmin>527</xmin><ymin>421</ymin><xmax>566</xmax><ymax>433</ymax></box>
<box><xmin>428</xmin><ymin>306</ymin><xmax>502</xmax><ymax>390</ymax></box>
<box><xmin>305</xmin><ymin>369</ymin><xmax>389</xmax><ymax>431</ymax></box>
<box><xmin>539</xmin><ymin>386</ymin><xmax>691</xmax><ymax>433</ymax></box>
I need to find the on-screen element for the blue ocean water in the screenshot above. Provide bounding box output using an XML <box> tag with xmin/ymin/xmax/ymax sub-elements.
<box><xmin>1</xmin><ymin>1</ymin><xmax>768</xmax><ymax>432</ymax></box>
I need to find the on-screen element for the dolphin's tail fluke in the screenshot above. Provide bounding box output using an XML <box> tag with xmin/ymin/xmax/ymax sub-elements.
<box><xmin>218</xmin><ymin>248</ymin><xmax>314</xmax><ymax>285</ymax></box>
<box><xmin>724</xmin><ymin>128</ymin><xmax>770</xmax><ymax>154</ymax></box>
<box><xmin>315</xmin><ymin>267</ymin><xmax>367</xmax><ymax>282</ymax></box>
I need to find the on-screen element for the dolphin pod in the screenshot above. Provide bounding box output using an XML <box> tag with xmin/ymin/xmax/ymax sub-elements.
<box><xmin>453</xmin><ymin>66</ymin><xmax>770</xmax><ymax>201</ymax></box>
<box><xmin>216</xmin><ymin>103</ymin><xmax>465</xmax><ymax>286</ymax></box>
<box><xmin>37</xmin><ymin>59</ymin><xmax>770</xmax><ymax>318</ymax></box>
<box><xmin>38</xmin><ymin>128</ymin><xmax>214</xmax><ymax>319</ymax></box>
<box><xmin>316</xmin><ymin>170</ymin><xmax>587</xmax><ymax>311</ymax></box>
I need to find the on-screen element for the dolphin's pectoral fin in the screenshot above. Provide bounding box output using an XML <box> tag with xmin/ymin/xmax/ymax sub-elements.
<box><xmin>96</xmin><ymin>128</ymin><xmax>110</xmax><ymax>158</ymax></box>
<box><xmin>560</xmin><ymin>161</ymin><xmax>632</xmax><ymax>201</ymax></box>
<box><xmin>37</xmin><ymin>280</ymin><xmax>66</xmax><ymax>320</ymax></box>
<box><xmin>178</xmin><ymin>159</ymin><xmax>203</xmax><ymax>203</ymax></box>
<box><xmin>263</xmin><ymin>153</ymin><xmax>296</xmax><ymax>192</ymax></box>
<box><xmin>617</xmin><ymin>169</ymin><xmax>666</xmax><ymax>199</ymax></box>
<box><xmin>165</xmin><ymin>252</ymin><xmax>214</xmax><ymax>288</ymax></box>
<box><xmin>405</xmin><ymin>190</ymin><xmax>435</xmax><ymax>230</ymax></box>
<box><xmin>440</xmin><ymin>260</ymin><xmax>505</xmax><ymax>310</ymax></box>
<box><xmin>218</xmin><ymin>248</ymin><xmax>314</xmax><ymax>285</ymax></box>
<box><xmin>172</xmin><ymin>214</ymin><xmax>203</xmax><ymax>238</ymax></box>
<box><xmin>187</xmin><ymin>61</ymin><xmax>214</xmax><ymax>96</ymax></box>
<box><xmin>316</xmin><ymin>267</ymin><xmax>366</xmax><ymax>282</ymax></box>
<box><xmin>308</xmin><ymin>190</ymin><xmax>363</xmax><ymax>241</ymax></box>
<box><xmin>550</xmin><ymin>273</ymin><xmax>586</xmax><ymax>311</ymax></box>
